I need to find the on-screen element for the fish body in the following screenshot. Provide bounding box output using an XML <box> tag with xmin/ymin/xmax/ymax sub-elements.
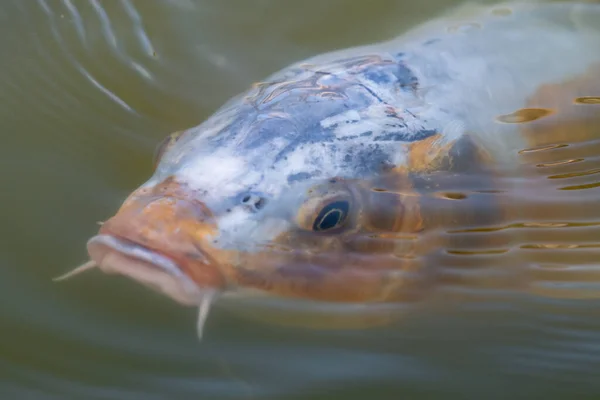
<box><xmin>60</xmin><ymin>2</ymin><xmax>600</xmax><ymax>334</ymax></box>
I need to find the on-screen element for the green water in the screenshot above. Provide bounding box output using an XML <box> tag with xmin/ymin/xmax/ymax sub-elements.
<box><xmin>2</xmin><ymin>1</ymin><xmax>600</xmax><ymax>399</ymax></box>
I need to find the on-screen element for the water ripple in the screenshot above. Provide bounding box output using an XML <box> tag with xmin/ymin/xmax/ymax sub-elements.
<box><xmin>37</xmin><ymin>0</ymin><xmax>138</xmax><ymax>114</ymax></box>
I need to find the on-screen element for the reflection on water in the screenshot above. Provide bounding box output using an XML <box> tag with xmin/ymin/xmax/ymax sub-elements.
<box><xmin>2</xmin><ymin>0</ymin><xmax>600</xmax><ymax>398</ymax></box>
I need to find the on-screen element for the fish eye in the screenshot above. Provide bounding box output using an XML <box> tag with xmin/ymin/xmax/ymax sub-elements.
<box><xmin>312</xmin><ymin>200</ymin><xmax>350</xmax><ymax>232</ymax></box>
<box><xmin>153</xmin><ymin>130</ymin><xmax>184</xmax><ymax>168</ymax></box>
<box><xmin>296</xmin><ymin>180</ymin><xmax>355</xmax><ymax>233</ymax></box>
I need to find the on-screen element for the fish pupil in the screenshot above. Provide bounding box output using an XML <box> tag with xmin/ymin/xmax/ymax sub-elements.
<box><xmin>313</xmin><ymin>200</ymin><xmax>350</xmax><ymax>231</ymax></box>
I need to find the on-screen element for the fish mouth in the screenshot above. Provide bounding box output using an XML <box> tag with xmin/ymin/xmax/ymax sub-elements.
<box><xmin>87</xmin><ymin>234</ymin><xmax>208</xmax><ymax>306</ymax></box>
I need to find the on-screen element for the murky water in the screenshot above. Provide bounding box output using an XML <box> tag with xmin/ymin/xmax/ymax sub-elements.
<box><xmin>3</xmin><ymin>0</ymin><xmax>600</xmax><ymax>398</ymax></box>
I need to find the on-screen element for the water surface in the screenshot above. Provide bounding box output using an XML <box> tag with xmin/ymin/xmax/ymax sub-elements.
<box><xmin>2</xmin><ymin>1</ymin><xmax>600</xmax><ymax>399</ymax></box>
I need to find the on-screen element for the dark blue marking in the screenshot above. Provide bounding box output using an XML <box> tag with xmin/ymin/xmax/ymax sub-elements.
<box><xmin>364</xmin><ymin>69</ymin><xmax>391</xmax><ymax>84</ymax></box>
<box><xmin>334</xmin><ymin>130</ymin><xmax>374</xmax><ymax>142</ymax></box>
<box><xmin>361</xmin><ymin>61</ymin><xmax>418</xmax><ymax>94</ymax></box>
<box><xmin>374</xmin><ymin>129</ymin><xmax>436</xmax><ymax>142</ymax></box>
<box><xmin>423</xmin><ymin>38</ymin><xmax>441</xmax><ymax>46</ymax></box>
<box><xmin>337</xmin><ymin>135</ymin><xmax>359</xmax><ymax>142</ymax></box>
<box><xmin>287</xmin><ymin>172</ymin><xmax>313</xmax><ymax>183</ymax></box>
<box><xmin>343</xmin><ymin>144</ymin><xmax>392</xmax><ymax>176</ymax></box>
<box><xmin>357</xmin><ymin>83</ymin><xmax>385</xmax><ymax>103</ymax></box>
<box><xmin>323</xmin><ymin>118</ymin><xmax>361</xmax><ymax>131</ymax></box>
<box><xmin>393</xmin><ymin>62</ymin><xmax>419</xmax><ymax>89</ymax></box>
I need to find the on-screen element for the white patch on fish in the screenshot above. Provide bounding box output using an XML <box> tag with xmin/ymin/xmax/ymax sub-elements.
<box><xmin>178</xmin><ymin>148</ymin><xmax>261</xmax><ymax>202</ymax></box>
<box><xmin>441</xmin><ymin>119</ymin><xmax>467</xmax><ymax>139</ymax></box>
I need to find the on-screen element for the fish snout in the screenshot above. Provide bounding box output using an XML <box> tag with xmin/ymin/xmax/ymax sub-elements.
<box><xmin>89</xmin><ymin>181</ymin><xmax>228</xmax><ymax>303</ymax></box>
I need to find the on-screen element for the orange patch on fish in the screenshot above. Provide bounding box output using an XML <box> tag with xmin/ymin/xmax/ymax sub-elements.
<box><xmin>407</xmin><ymin>133</ymin><xmax>451</xmax><ymax>172</ymax></box>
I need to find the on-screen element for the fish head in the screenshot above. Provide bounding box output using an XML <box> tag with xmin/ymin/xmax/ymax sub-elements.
<box><xmin>63</xmin><ymin>56</ymin><xmax>442</xmax><ymax>330</ymax></box>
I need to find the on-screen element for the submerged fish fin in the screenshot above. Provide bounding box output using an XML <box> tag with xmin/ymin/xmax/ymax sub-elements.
<box><xmin>196</xmin><ymin>290</ymin><xmax>216</xmax><ymax>341</ymax></box>
<box><xmin>52</xmin><ymin>260</ymin><xmax>97</xmax><ymax>282</ymax></box>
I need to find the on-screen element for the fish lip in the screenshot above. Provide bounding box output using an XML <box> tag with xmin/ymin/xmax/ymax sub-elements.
<box><xmin>87</xmin><ymin>234</ymin><xmax>206</xmax><ymax>306</ymax></box>
<box><xmin>88</xmin><ymin>234</ymin><xmax>186</xmax><ymax>278</ymax></box>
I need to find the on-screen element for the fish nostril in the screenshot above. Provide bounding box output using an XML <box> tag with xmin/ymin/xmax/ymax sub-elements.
<box><xmin>254</xmin><ymin>198</ymin><xmax>266</xmax><ymax>210</ymax></box>
<box><xmin>241</xmin><ymin>193</ymin><xmax>267</xmax><ymax>212</ymax></box>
